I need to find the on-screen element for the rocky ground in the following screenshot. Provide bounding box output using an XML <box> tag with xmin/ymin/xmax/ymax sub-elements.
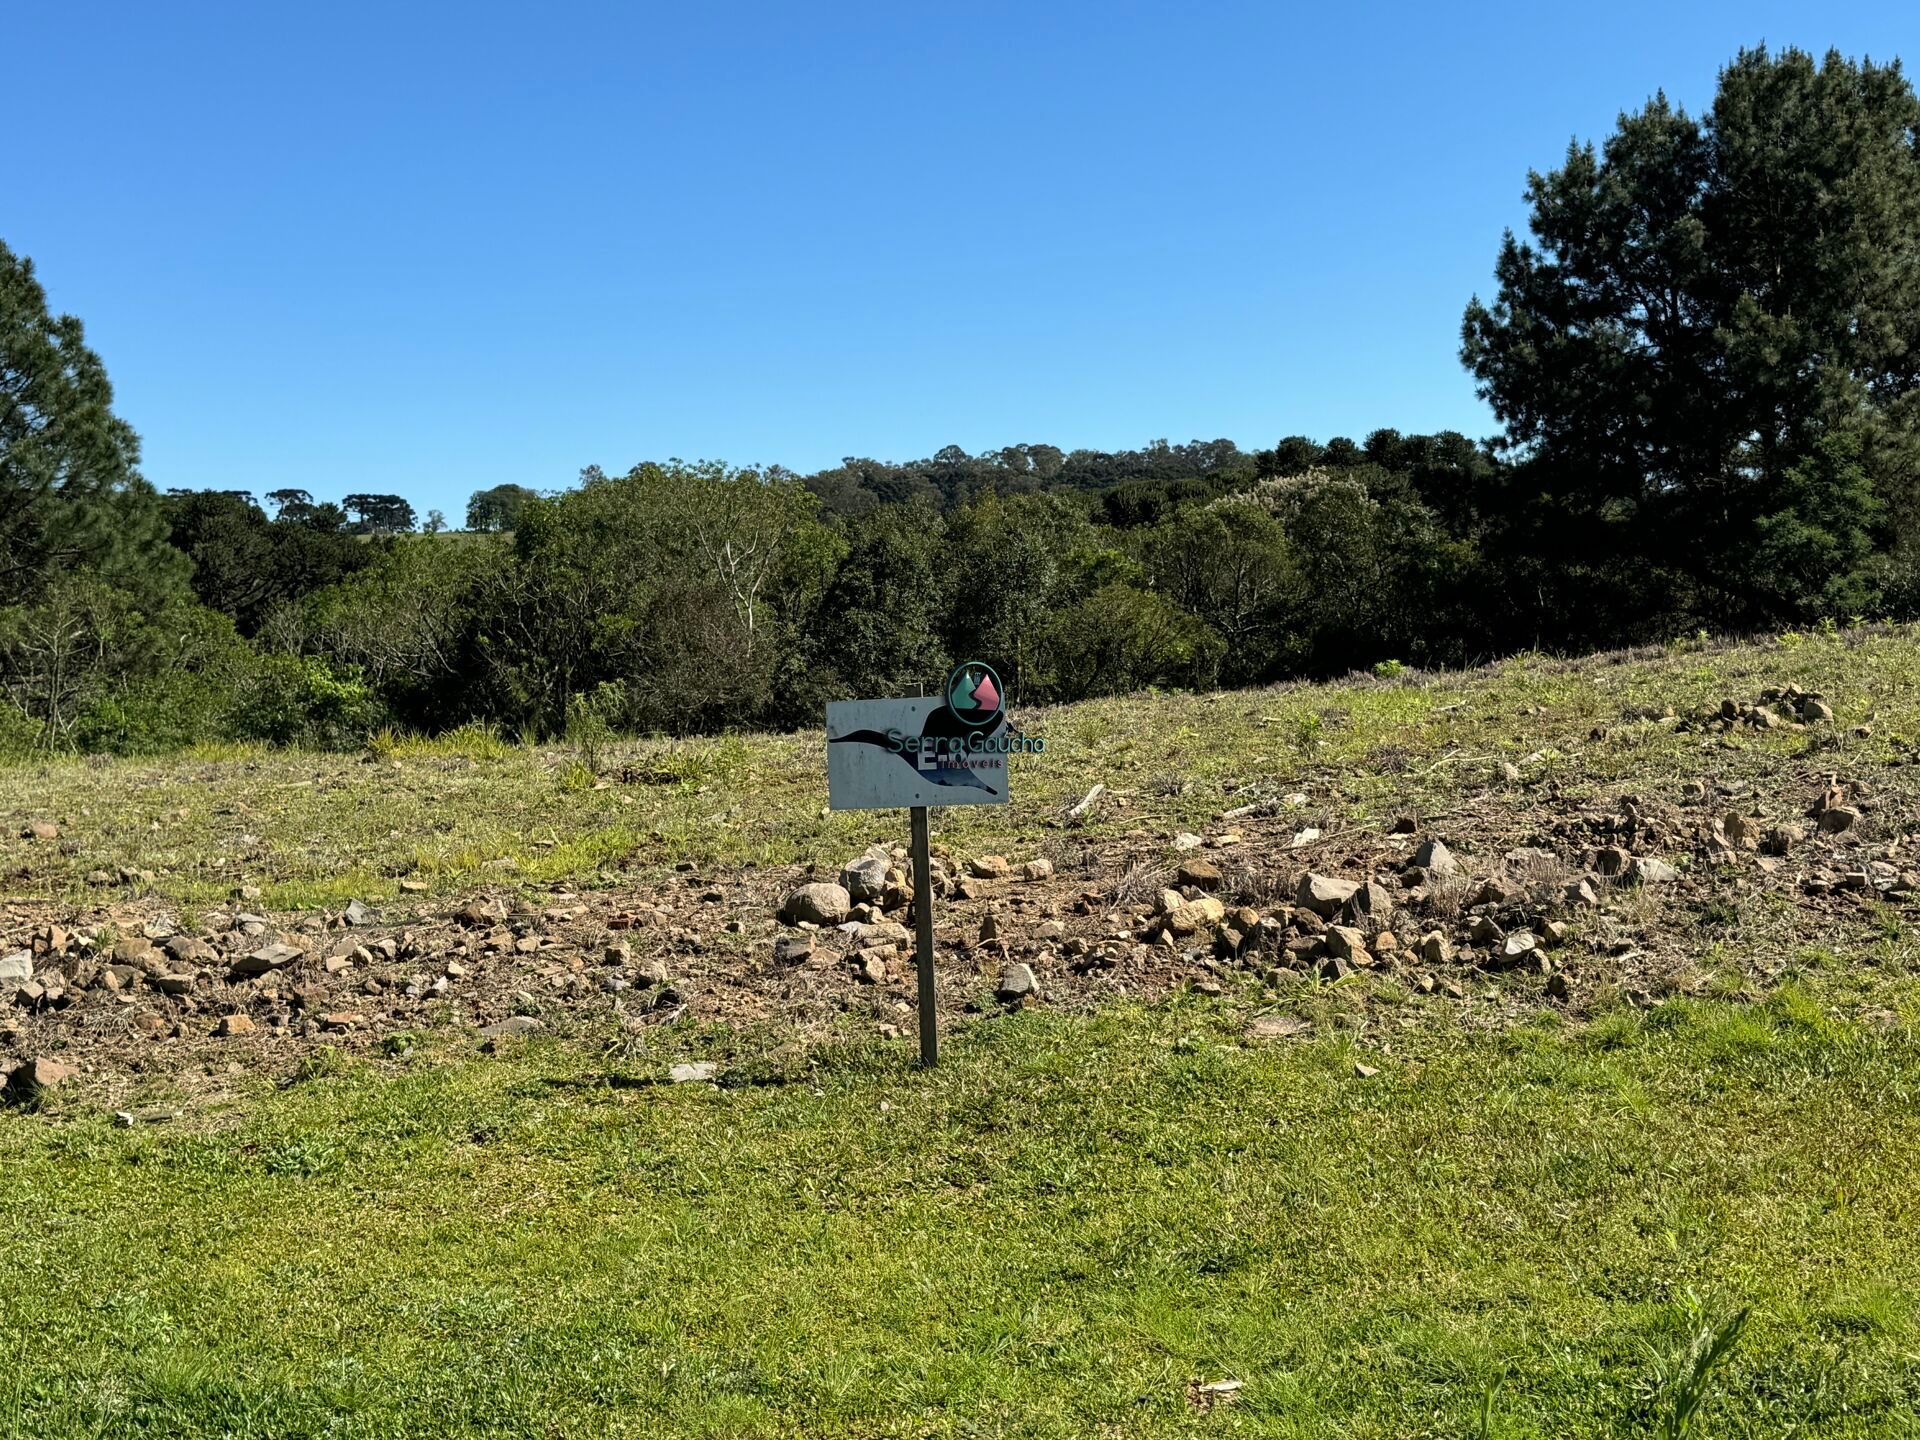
<box><xmin>5</xmin><ymin>679</ymin><xmax>1915</xmax><ymax>1113</ymax></box>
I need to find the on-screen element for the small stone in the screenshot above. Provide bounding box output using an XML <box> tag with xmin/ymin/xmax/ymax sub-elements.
<box><xmin>967</xmin><ymin>854</ymin><xmax>1012</xmax><ymax>879</ymax></box>
<box><xmin>342</xmin><ymin>899</ymin><xmax>375</xmax><ymax>927</ymax></box>
<box><xmin>1630</xmin><ymin>857</ymin><xmax>1680</xmax><ymax>885</ymax></box>
<box><xmin>1410</xmin><ymin>837</ymin><xmax>1458</xmax><ymax>878</ymax></box>
<box><xmin>1545</xmin><ymin>973</ymin><xmax>1570</xmax><ymax>1000</ymax></box>
<box><xmin>317</xmin><ymin>1012</ymin><xmax>364</xmax><ymax>1031</ymax></box>
<box><xmin>1417</xmin><ymin>932</ymin><xmax>1452</xmax><ymax>965</ymax></box>
<box><xmin>779</xmin><ymin>882</ymin><xmax>852</xmax><ymax>927</ymax></box>
<box><xmin>1163</xmin><ymin>897</ymin><xmax>1226</xmax><ymax>936</ymax></box>
<box><xmin>399</xmin><ymin>879</ymin><xmax>429</xmax><ymax>893</ymax></box>
<box><xmin>215</xmin><ymin>1014</ymin><xmax>256</xmax><ymax>1037</ymax></box>
<box><xmin>24</xmin><ymin>821</ymin><xmax>58</xmax><ymax>840</ymax></box>
<box><xmin>1352</xmin><ymin>1062</ymin><xmax>1381</xmax><ymax>1079</ymax></box>
<box><xmin>1593</xmin><ymin>846</ymin><xmax>1632</xmax><ymax>878</ymax></box>
<box><xmin>0</xmin><ymin>952</ymin><xmax>32</xmax><ymax>984</ymax></box>
<box><xmin>1022</xmin><ymin>858</ymin><xmax>1054</xmax><ymax>881</ymax></box>
<box><xmin>996</xmin><ymin>963</ymin><xmax>1040</xmax><ymax>1002</ymax></box>
<box><xmin>1819</xmin><ymin>806</ymin><xmax>1861</xmax><ymax>834</ymax></box>
<box><xmin>773</xmin><ymin>935</ymin><xmax>813</xmax><ymax>965</ymax></box>
<box><xmin>230</xmin><ymin>942</ymin><xmax>303</xmax><ymax>977</ymax></box>
<box><xmin>1500</xmin><ymin>931</ymin><xmax>1538</xmax><ymax>965</ymax></box>
<box><xmin>839</xmin><ymin>852</ymin><xmax>890</xmax><ymax>902</ymax></box>
<box><xmin>1176</xmin><ymin>859</ymin><xmax>1224</xmax><ymax>891</ymax></box>
<box><xmin>1802</xmin><ymin>699</ymin><xmax>1834</xmax><ymax>724</ymax></box>
<box><xmin>20</xmin><ymin>1057</ymin><xmax>77</xmax><ymax>1092</ymax></box>
<box><xmin>669</xmin><ymin>1061</ymin><xmax>718</xmax><ymax>1084</ymax></box>
<box><xmin>850</xmin><ymin>951</ymin><xmax>889</xmax><ymax>985</ymax></box>
<box><xmin>1326</xmin><ymin>926</ymin><xmax>1370</xmax><ymax>964</ymax></box>
<box><xmin>1296</xmin><ymin>873</ymin><xmax>1360</xmax><ymax>918</ymax></box>
<box><xmin>1171</xmin><ymin>833</ymin><xmax>1204</xmax><ymax>852</ymax></box>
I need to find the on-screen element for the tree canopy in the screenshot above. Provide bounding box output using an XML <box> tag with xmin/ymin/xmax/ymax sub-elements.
<box><xmin>1463</xmin><ymin>45</ymin><xmax>1920</xmax><ymax>635</ymax></box>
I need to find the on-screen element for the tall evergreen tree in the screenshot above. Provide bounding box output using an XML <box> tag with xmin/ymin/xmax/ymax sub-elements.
<box><xmin>0</xmin><ymin>240</ymin><xmax>181</xmax><ymax>605</ymax></box>
<box><xmin>1462</xmin><ymin>47</ymin><xmax>1920</xmax><ymax>631</ymax></box>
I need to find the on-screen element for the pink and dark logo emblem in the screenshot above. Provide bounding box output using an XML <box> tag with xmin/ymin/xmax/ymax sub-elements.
<box><xmin>946</xmin><ymin>661</ymin><xmax>1003</xmax><ymax>733</ymax></box>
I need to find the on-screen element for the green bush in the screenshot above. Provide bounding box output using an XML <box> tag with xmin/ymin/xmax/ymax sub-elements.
<box><xmin>233</xmin><ymin>655</ymin><xmax>384</xmax><ymax>748</ymax></box>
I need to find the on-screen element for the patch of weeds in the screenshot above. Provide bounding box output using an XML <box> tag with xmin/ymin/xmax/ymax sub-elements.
<box><xmin>261</xmin><ymin>1135</ymin><xmax>342</xmax><ymax>1179</ymax></box>
<box><xmin>289</xmin><ymin>1046</ymin><xmax>354</xmax><ymax>1085</ymax></box>
<box><xmin>1634</xmin><ymin>1293</ymin><xmax>1750</xmax><ymax>1440</ymax></box>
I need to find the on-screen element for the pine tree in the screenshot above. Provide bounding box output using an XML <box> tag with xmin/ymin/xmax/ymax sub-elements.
<box><xmin>1462</xmin><ymin>47</ymin><xmax>1920</xmax><ymax>631</ymax></box>
<box><xmin>0</xmin><ymin>240</ymin><xmax>181</xmax><ymax>605</ymax></box>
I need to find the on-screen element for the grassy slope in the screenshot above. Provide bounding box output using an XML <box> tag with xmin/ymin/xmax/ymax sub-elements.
<box><xmin>1</xmin><ymin>628</ymin><xmax>1912</xmax><ymax>913</ymax></box>
<box><xmin>4</xmin><ymin>629</ymin><xmax>1920</xmax><ymax>1437</ymax></box>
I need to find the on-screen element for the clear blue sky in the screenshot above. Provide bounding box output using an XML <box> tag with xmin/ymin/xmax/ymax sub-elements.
<box><xmin>11</xmin><ymin>1</ymin><xmax>1914</xmax><ymax>517</ymax></box>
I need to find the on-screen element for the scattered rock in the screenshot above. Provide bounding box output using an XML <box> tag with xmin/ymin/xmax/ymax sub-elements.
<box><xmin>1326</xmin><ymin>926</ymin><xmax>1370</xmax><ymax>964</ymax></box>
<box><xmin>1022</xmin><ymin>858</ymin><xmax>1054</xmax><ymax>881</ymax></box>
<box><xmin>1296</xmin><ymin>873</ymin><xmax>1360</xmax><ymax>918</ymax></box>
<box><xmin>18</xmin><ymin>1057</ymin><xmax>77</xmax><ymax>1093</ymax></box>
<box><xmin>1500</xmin><ymin>931</ymin><xmax>1539</xmax><ymax>966</ymax></box>
<box><xmin>1352</xmin><ymin>1062</ymin><xmax>1380</xmax><ymax>1079</ymax></box>
<box><xmin>996</xmin><ymin>963</ymin><xmax>1040</xmax><ymax>1002</ymax></box>
<box><xmin>779</xmin><ymin>882</ymin><xmax>852</xmax><ymax>927</ymax></box>
<box><xmin>1171</xmin><ymin>833</ymin><xmax>1204</xmax><ymax>852</ymax></box>
<box><xmin>1410</xmin><ymin>837</ymin><xmax>1458</xmax><ymax>878</ymax></box>
<box><xmin>772</xmin><ymin>935</ymin><xmax>813</xmax><ymax>965</ymax></box>
<box><xmin>839</xmin><ymin>852</ymin><xmax>890</xmax><ymax>902</ymax></box>
<box><xmin>967</xmin><ymin>855</ymin><xmax>1012</xmax><ymax>879</ymax></box>
<box><xmin>1163</xmin><ymin>897</ymin><xmax>1225</xmax><ymax>936</ymax></box>
<box><xmin>1176</xmin><ymin>859</ymin><xmax>1224</xmax><ymax>891</ymax></box>
<box><xmin>342</xmin><ymin>899</ymin><xmax>375</xmax><ymax>927</ymax></box>
<box><xmin>669</xmin><ymin>1061</ymin><xmax>718</xmax><ymax>1084</ymax></box>
<box><xmin>23</xmin><ymin>821</ymin><xmax>59</xmax><ymax>841</ymax></box>
<box><xmin>0</xmin><ymin>952</ymin><xmax>32</xmax><ymax>984</ymax></box>
<box><xmin>1417</xmin><ymin>932</ymin><xmax>1452</xmax><ymax>965</ymax></box>
<box><xmin>215</xmin><ymin>1014</ymin><xmax>257</xmax><ymax>1037</ymax></box>
<box><xmin>230</xmin><ymin>942</ymin><xmax>303</xmax><ymax>977</ymax></box>
<box><xmin>1819</xmin><ymin>806</ymin><xmax>1861</xmax><ymax>835</ymax></box>
<box><xmin>1630</xmin><ymin>857</ymin><xmax>1680</xmax><ymax>885</ymax></box>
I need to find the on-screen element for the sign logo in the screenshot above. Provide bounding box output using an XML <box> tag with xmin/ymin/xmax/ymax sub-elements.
<box><xmin>946</xmin><ymin>660</ymin><xmax>1004</xmax><ymax>734</ymax></box>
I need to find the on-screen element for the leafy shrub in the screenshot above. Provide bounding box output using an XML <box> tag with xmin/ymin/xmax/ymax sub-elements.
<box><xmin>232</xmin><ymin>655</ymin><xmax>383</xmax><ymax>748</ymax></box>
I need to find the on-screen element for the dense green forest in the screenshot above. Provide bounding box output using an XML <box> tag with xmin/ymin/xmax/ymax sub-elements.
<box><xmin>4</xmin><ymin>46</ymin><xmax>1919</xmax><ymax>754</ymax></box>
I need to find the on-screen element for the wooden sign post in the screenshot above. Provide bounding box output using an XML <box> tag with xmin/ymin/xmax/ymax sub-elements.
<box><xmin>825</xmin><ymin>662</ymin><xmax>1026</xmax><ymax>1067</ymax></box>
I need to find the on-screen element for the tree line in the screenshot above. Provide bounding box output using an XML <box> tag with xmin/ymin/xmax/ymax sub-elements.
<box><xmin>3</xmin><ymin>45</ymin><xmax>1917</xmax><ymax>755</ymax></box>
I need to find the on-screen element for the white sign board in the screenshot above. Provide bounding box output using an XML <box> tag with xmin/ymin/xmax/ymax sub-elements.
<box><xmin>826</xmin><ymin>697</ymin><xmax>1011</xmax><ymax>810</ymax></box>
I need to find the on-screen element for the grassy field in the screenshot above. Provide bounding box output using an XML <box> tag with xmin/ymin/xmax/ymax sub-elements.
<box><xmin>4</xmin><ymin>987</ymin><xmax>1918</xmax><ymax>1437</ymax></box>
<box><xmin>5</xmin><ymin>629</ymin><xmax>1920</xmax><ymax>1436</ymax></box>
<box><xmin>2</xmin><ymin>627</ymin><xmax>1912</xmax><ymax>913</ymax></box>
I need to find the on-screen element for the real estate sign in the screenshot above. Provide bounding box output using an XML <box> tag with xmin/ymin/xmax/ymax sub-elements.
<box><xmin>826</xmin><ymin>660</ymin><xmax>1037</xmax><ymax>811</ymax></box>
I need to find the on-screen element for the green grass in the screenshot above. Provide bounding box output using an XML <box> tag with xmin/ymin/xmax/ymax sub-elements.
<box><xmin>4</xmin><ymin>988</ymin><xmax>1919</xmax><ymax>1437</ymax></box>
<box><xmin>6</xmin><ymin>626</ymin><xmax>1920</xmax><ymax>1434</ymax></box>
